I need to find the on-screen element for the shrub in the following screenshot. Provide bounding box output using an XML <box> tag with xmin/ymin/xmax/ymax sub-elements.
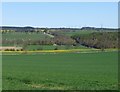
<box><xmin>54</xmin><ymin>47</ymin><xmax>58</xmax><ymax>50</ymax></box>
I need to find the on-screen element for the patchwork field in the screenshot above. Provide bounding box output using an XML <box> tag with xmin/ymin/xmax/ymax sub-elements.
<box><xmin>2</xmin><ymin>51</ymin><xmax>118</xmax><ymax>90</ymax></box>
<box><xmin>1</xmin><ymin>2</ymin><xmax>119</xmax><ymax>91</ymax></box>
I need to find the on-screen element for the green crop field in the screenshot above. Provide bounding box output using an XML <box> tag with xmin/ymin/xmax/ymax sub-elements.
<box><xmin>2</xmin><ymin>32</ymin><xmax>50</xmax><ymax>40</ymax></box>
<box><xmin>26</xmin><ymin>45</ymin><xmax>89</xmax><ymax>50</ymax></box>
<box><xmin>2</xmin><ymin>51</ymin><xmax>118</xmax><ymax>90</ymax></box>
<box><xmin>2</xmin><ymin>32</ymin><xmax>52</xmax><ymax>47</ymax></box>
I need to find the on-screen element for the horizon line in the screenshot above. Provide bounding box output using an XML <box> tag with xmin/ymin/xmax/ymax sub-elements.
<box><xmin>0</xmin><ymin>25</ymin><xmax>118</xmax><ymax>29</ymax></box>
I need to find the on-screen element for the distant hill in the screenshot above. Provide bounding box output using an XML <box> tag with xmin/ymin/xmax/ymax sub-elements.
<box><xmin>81</xmin><ymin>27</ymin><xmax>118</xmax><ymax>31</ymax></box>
<box><xmin>0</xmin><ymin>26</ymin><xmax>35</xmax><ymax>32</ymax></box>
<box><xmin>0</xmin><ymin>26</ymin><xmax>118</xmax><ymax>32</ymax></box>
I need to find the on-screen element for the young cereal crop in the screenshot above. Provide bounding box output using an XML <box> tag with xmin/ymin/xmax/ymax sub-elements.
<box><xmin>2</xmin><ymin>51</ymin><xmax>118</xmax><ymax>90</ymax></box>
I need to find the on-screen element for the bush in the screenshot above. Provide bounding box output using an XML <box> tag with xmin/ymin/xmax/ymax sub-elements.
<box><xmin>54</xmin><ymin>47</ymin><xmax>58</xmax><ymax>50</ymax></box>
<box><xmin>5</xmin><ymin>49</ymin><xmax>9</xmax><ymax>51</ymax></box>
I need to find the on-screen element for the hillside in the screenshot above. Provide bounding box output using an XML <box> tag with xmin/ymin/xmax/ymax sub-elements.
<box><xmin>0</xmin><ymin>26</ymin><xmax>118</xmax><ymax>32</ymax></box>
<box><xmin>0</xmin><ymin>26</ymin><xmax>118</xmax><ymax>50</ymax></box>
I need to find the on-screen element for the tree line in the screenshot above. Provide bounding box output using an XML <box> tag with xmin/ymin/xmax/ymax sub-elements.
<box><xmin>71</xmin><ymin>32</ymin><xmax>118</xmax><ymax>49</ymax></box>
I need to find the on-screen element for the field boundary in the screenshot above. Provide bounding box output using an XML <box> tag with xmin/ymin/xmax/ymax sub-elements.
<box><xmin>1</xmin><ymin>48</ymin><xmax>118</xmax><ymax>54</ymax></box>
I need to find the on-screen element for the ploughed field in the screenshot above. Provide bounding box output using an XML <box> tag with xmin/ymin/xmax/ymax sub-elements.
<box><xmin>2</xmin><ymin>51</ymin><xmax>118</xmax><ymax>90</ymax></box>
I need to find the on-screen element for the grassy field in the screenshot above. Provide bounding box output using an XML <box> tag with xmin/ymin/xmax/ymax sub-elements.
<box><xmin>2</xmin><ymin>51</ymin><xmax>118</xmax><ymax>90</ymax></box>
<box><xmin>26</xmin><ymin>45</ymin><xmax>89</xmax><ymax>50</ymax></box>
<box><xmin>2</xmin><ymin>30</ymin><xmax>93</xmax><ymax>40</ymax></box>
<box><xmin>2</xmin><ymin>32</ymin><xmax>50</xmax><ymax>40</ymax></box>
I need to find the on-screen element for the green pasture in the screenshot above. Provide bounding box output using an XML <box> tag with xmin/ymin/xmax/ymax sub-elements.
<box><xmin>2</xmin><ymin>51</ymin><xmax>118</xmax><ymax>90</ymax></box>
<box><xmin>26</xmin><ymin>45</ymin><xmax>89</xmax><ymax>50</ymax></box>
<box><xmin>2</xmin><ymin>32</ymin><xmax>50</xmax><ymax>40</ymax></box>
